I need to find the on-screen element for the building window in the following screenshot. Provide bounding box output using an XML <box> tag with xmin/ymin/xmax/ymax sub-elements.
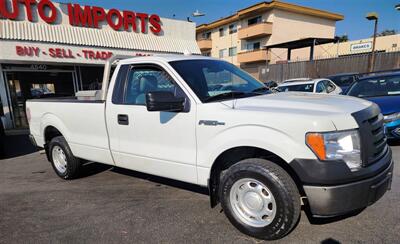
<box><xmin>219</xmin><ymin>49</ymin><xmax>227</xmax><ymax>58</ymax></box>
<box><xmin>229</xmin><ymin>24</ymin><xmax>237</xmax><ymax>34</ymax></box>
<box><xmin>229</xmin><ymin>47</ymin><xmax>237</xmax><ymax>56</ymax></box>
<box><xmin>248</xmin><ymin>16</ymin><xmax>262</xmax><ymax>26</ymax></box>
<box><xmin>247</xmin><ymin>42</ymin><xmax>261</xmax><ymax>51</ymax></box>
<box><xmin>202</xmin><ymin>52</ymin><xmax>211</xmax><ymax>57</ymax></box>
<box><xmin>219</xmin><ymin>28</ymin><xmax>225</xmax><ymax>37</ymax></box>
<box><xmin>202</xmin><ymin>32</ymin><xmax>211</xmax><ymax>39</ymax></box>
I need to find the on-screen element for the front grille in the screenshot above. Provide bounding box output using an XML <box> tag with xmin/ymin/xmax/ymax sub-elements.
<box><xmin>352</xmin><ymin>104</ymin><xmax>388</xmax><ymax>167</ymax></box>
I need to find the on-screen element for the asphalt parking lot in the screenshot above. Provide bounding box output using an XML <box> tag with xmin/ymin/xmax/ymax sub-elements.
<box><xmin>1</xmin><ymin>144</ymin><xmax>399</xmax><ymax>244</ymax></box>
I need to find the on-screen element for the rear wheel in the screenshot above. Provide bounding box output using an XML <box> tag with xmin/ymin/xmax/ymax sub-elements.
<box><xmin>219</xmin><ymin>158</ymin><xmax>300</xmax><ymax>240</ymax></box>
<box><xmin>48</xmin><ymin>136</ymin><xmax>81</xmax><ymax>180</ymax></box>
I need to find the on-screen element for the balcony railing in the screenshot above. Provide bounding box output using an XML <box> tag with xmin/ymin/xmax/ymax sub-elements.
<box><xmin>237</xmin><ymin>48</ymin><xmax>271</xmax><ymax>63</ymax></box>
<box><xmin>197</xmin><ymin>38</ymin><xmax>212</xmax><ymax>51</ymax></box>
<box><xmin>238</xmin><ymin>22</ymin><xmax>273</xmax><ymax>40</ymax></box>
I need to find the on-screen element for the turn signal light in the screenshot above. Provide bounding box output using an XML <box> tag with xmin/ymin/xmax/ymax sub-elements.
<box><xmin>306</xmin><ymin>133</ymin><xmax>326</xmax><ymax>160</ymax></box>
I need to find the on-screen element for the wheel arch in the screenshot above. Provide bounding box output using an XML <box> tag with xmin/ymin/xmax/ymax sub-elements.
<box><xmin>40</xmin><ymin>113</ymin><xmax>70</xmax><ymax>145</ymax></box>
<box><xmin>208</xmin><ymin>146</ymin><xmax>305</xmax><ymax>208</ymax></box>
<box><xmin>43</xmin><ymin>125</ymin><xmax>65</xmax><ymax>161</ymax></box>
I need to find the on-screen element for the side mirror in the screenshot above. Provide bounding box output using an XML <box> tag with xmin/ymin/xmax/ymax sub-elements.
<box><xmin>146</xmin><ymin>91</ymin><xmax>185</xmax><ymax>112</ymax></box>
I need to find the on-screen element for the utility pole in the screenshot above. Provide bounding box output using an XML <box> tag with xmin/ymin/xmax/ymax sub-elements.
<box><xmin>366</xmin><ymin>12</ymin><xmax>379</xmax><ymax>73</ymax></box>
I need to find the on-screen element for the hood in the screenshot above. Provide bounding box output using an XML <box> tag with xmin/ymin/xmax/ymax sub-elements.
<box><xmin>219</xmin><ymin>92</ymin><xmax>372</xmax><ymax>131</ymax></box>
<box><xmin>223</xmin><ymin>92</ymin><xmax>372</xmax><ymax>116</ymax></box>
<box><xmin>364</xmin><ymin>96</ymin><xmax>400</xmax><ymax>115</ymax></box>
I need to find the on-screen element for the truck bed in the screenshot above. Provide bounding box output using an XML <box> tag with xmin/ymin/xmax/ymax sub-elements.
<box><xmin>27</xmin><ymin>99</ymin><xmax>114</xmax><ymax>166</ymax></box>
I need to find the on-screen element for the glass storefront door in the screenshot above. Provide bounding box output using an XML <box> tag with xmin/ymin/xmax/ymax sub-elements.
<box><xmin>3</xmin><ymin>68</ymin><xmax>76</xmax><ymax>129</ymax></box>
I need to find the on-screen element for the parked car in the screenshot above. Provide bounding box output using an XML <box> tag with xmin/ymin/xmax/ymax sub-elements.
<box><xmin>27</xmin><ymin>55</ymin><xmax>393</xmax><ymax>240</ymax></box>
<box><xmin>346</xmin><ymin>72</ymin><xmax>400</xmax><ymax>140</ymax></box>
<box><xmin>263</xmin><ymin>80</ymin><xmax>278</xmax><ymax>89</ymax></box>
<box><xmin>327</xmin><ymin>73</ymin><xmax>359</xmax><ymax>93</ymax></box>
<box><xmin>277</xmin><ymin>78</ymin><xmax>342</xmax><ymax>94</ymax></box>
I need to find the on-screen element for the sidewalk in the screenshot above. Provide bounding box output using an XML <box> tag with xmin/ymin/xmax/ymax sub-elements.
<box><xmin>0</xmin><ymin>134</ymin><xmax>37</xmax><ymax>160</ymax></box>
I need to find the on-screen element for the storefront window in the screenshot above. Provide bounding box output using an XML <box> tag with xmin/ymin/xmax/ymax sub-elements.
<box><xmin>78</xmin><ymin>66</ymin><xmax>105</xmax><ymax>90</ymax></box>
<box><xmin>3</xmin><ymin>67</ymin><xmax>75</xmax><ymax>129</ymax></box>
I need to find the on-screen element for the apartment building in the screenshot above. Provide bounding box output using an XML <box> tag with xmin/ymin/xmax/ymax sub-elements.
<box><xmin>196</xmin><ymin>1</ymin><xmax>343</xmax><ymax>77</ymax></box>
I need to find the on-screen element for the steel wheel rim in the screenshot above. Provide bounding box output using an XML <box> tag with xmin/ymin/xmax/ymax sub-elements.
<box><xmin>229</xmin><ymin>178</ymin><xmax>277</xmax><ymax>228</ymax></box>
<box><xmin>52</xmin><ymin>146</ymin><xmax>67</xmax><ymax>174</ymax></box>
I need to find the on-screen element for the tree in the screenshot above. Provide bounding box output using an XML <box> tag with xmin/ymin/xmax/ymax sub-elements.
<box><xmin>377</xmin><ymin>29</ymin><xmax>397</xmax><ymax>36</ymax></box>
<box><xmin>335</xmin><ymin>34</ymin><xmax>349</xmax><ymax>42</ymax></box>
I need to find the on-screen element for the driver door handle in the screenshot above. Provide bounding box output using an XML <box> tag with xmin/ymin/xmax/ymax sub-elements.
<box><xmin>118</xmin><ymin>114</ymin><xmax>129</xmax><ymax>125</ymax></box>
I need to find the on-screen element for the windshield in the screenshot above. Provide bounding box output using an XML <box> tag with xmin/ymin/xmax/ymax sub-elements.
<box><xmin>329</xmin><ymin>75</ymin><xmax>356</xmax><ymax>86</ymax></box>
<box><xmin>169</xmin><ymin>59</ymin><xmax>268</xmax><ymax>102</ymax></box>
<box><xmin>277</xmin><ymin>84</ymin><xmax>314</xmax><ymax>92</ymax></box>
<box><xmin>347</xmin><ymin>75</ymin><xmax>400</xmax><ymax>98</ymax></box>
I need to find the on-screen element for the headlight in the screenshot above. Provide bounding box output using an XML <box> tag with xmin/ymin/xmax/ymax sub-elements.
<box><xmin>306</xmin><ymin>130</ymin><xmax>361</xmax><ymax>171</ymax></box>
<box><xmin>384</xmin><ymin>112</ymin><xmax>400</xmax><ymax>123</ymax></box>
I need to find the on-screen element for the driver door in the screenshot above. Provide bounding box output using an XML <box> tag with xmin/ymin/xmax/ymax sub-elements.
<box><xmin>107</xmin><ymin>64</ymin><xmax>198</xmax><ymax>184</ymax></box>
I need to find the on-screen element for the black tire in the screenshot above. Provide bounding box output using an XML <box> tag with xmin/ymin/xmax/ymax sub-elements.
<box><xmin>48</xmin><ymin>136</ymin><xmax>81</xmax><ymax>180</ymax></box>
<box><xmin>219</xmin><ymin>158</ymin><xmax>300</xmax><ymax>240</ymax></box>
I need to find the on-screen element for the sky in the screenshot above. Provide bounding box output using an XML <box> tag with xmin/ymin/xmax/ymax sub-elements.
<box><xmin>64</xmin><ymin>0</ymin><xmax>400</xmax><ymax>40</ymax></box>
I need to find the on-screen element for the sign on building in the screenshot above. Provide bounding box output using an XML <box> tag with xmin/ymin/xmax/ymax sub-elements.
<box><xmin>350</xmin><ymin>42</ymin><xmax>373</xmax><ymax>52</ymax></box>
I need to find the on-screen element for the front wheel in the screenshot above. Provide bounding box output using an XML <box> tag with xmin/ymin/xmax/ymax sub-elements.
<box><xmin>219</xmin><ymin>158</ymin><xmax>300</xmax><ymax>240</ymax></box>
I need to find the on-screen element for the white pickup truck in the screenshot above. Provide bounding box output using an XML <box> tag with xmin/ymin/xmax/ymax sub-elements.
<box><xmin>27</xmin><ymin>55</ymin><xmax>394</xmax><ymax>240</ymax></box>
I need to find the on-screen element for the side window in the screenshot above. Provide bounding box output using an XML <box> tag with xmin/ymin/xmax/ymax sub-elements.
<box><xmin>219</xmin><ymin>49</ymin><xmax>227</xmax><ymax>58</ymax></box>
<box><xmin>229</xmin><ymin>24</ymin><xmax>237</xmax><ymax>34</ymax></box>
<box><xmin>219</xmin><ymin>28</ymin><xmax>225</xmax><ymax>37</ymax></box>
<box><xmin>316</xmin><ymin>81</ymin><xmax>327</xmax><ymax>93</ymax></box>
<box><xmin>124</xmin><ymin>66</ymin><xmax>179</xmax><ymax>105</ymax></box>
<box><xmin>248</xmin><ymin>16</ymin><xmax>262</xmax><ymax>26</ymax></box>
<box><xmin>324</xmin><ymin>80</ymin><xmax>336</xmax><ymax>93</ymax></box>
<box><xmin>203</xmin><ymin>32</ymin><xmax>211</xmax><ymax>39</ymax></box>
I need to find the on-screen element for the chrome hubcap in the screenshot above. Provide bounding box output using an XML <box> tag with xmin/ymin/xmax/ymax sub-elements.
<box><xmin>52</xmin><ymin>146</ymin><xmax>67</xmax><ymax>174</ymax></box>
<box><xmin>230</xmin><ymin>178</ymin><xmax>277</xmax><ymax>227</ymax></box>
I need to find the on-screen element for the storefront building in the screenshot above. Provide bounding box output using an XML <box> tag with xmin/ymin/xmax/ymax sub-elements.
<box><xmin>0</xmin><ymin>0</ymin><xmax>200</xmax><ymax>131</ymax></box>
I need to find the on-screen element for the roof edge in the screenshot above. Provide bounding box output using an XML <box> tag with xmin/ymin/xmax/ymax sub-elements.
<box><xmin>196</xmin><ymin>0</ymin><xmax>343</xmax><ymax>33</ymax></box>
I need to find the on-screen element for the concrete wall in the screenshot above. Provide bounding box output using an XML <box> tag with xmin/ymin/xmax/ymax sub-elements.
<box><xmin>288</xmin><ymin>34</ymin><xmax>400</xmax><ymax>62</ymax></box>
<box><xmin>267</xmin><ymin>9</ymin><xmax>336</xmax><ymax>64</ymax></box>
<box><xmin>269</xmin><ymin>9</ymin><xmax>336</xmax><ymax>44</ymax></box>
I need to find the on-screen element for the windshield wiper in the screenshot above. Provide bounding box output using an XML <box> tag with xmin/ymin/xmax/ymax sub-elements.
<box><xmin>204</xmin><ymin>91</ymin><xmax>247</xmax><ymax>103</ymax></box>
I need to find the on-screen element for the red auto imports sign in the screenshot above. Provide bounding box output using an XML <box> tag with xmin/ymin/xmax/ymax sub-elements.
<box><xmin>0</xmin><ymin>0</ymin><xmax>162</xmax><ymax>34</ymax></box>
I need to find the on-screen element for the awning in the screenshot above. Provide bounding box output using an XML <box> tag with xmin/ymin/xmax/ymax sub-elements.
<box><xmin>0</xmin><ymin>20</ymin><xmax>200</xmax><ymax>55</ymax></box>
<box><xmin>265</xmin><ymin>37</ymin><xmax>336</xmax><ymax>61</ymax></box>
<box><xmin>266</xmin><ymin>37</ymin><xmax>335</xmax><ymax>49</ymax></box>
